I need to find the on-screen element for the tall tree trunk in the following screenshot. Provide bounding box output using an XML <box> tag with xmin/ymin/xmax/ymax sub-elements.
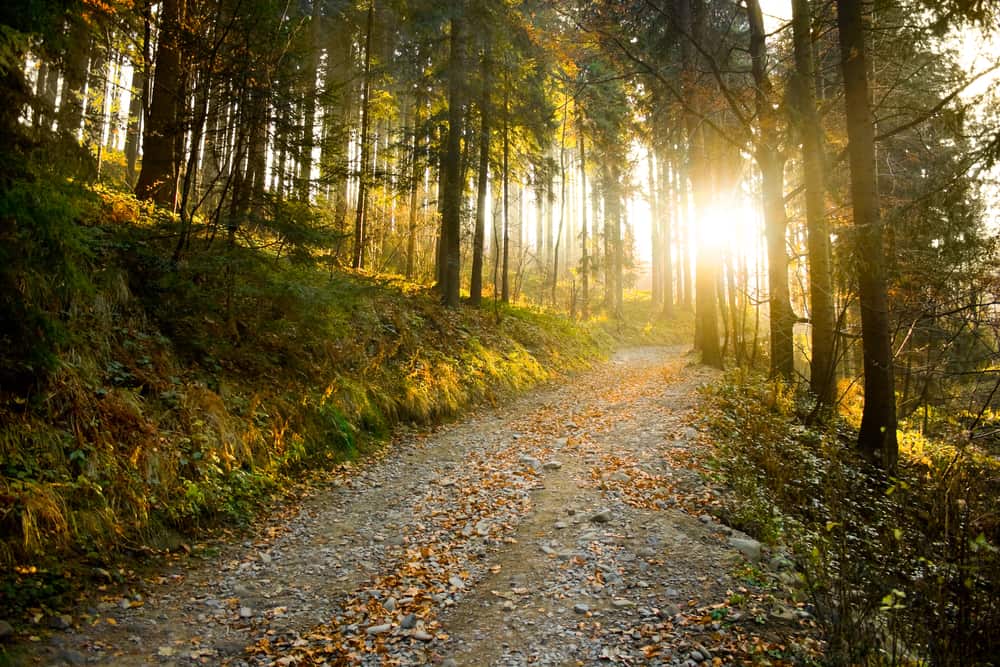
<box><xmin>649</xmin><ymin>148</ymin><xmax>661</xmax><ymax>308</ymax></box>
<box><xmin>135</xmin><ymin>0</ymin><xmax>184</xmax><ymax>208</ymax></box>
<box><xmin>33</xmin><ymin>60</ymin><xmax>58</xmax><ymax>130</ymax></box>
<box><xmin>84</xmin><ymin>34</ymin><xmax>108</xmax><ymax>143</ymax></box>
<box><xmin>125</xmin><ymin>2</ymin><xmax>152</xmax><ymax>187</ymax></box>
<box><xmin>612</xmin><ymin>164</ymin><xmax>623</xmax><ymax>317</ymax></box>
<box><xmin>352</xmin><ymin>0</ymin><xmax>376</xmax><ymax>269</ymax></box>
<box><xmin>680</xmin><ymin>164</ymin><xmax>693</xmax><ymax>309</ymax></box>
<box><xmin>501</xmin><ymin>76</ymin><xmax>511</xmax><ymax>303</ymax></box>
<box><xmin>691</xmin><ymin>135</ymin><xmax>722</xmax><ymax>367</ymax></box>
<box><xmin>534</xmin><ymin>176</ymin><xmax>544</xmax><ymax>273</ymax></box>
<box><xmin>602</xmin><ymin>164</ymin><xmax>623</xmax><ymax>318</ymax></box>
<box><xmin>681</xmin><ymin>0</ymin><xmax>722</xmax><ymax>366</ymax></box>
<box><xmin>200</xmin><ymin>82</ymin><xmax>226</xmax><ymax>207</ymax></box>
<box><xmin>125</xmin><ymin>66</ymin><xmax>146</xmax><ymax>186</ymax></box>
<box><xmin>727</xmin><ymin>247</ymin><xmax>743</xmax><ymax>364</ymax></box>
<box><xmin>173</xmin><ymin>66</ymin><xmax>211</xmax><ymax>262</ymax></box>
<box><xmin>792</xmin><ymin>0</ymin><xmax>837</xmax><ymax>405</ymax></box>
<box><xmin>836</xmin><ymin>0</ymin><xmax>898</xmax><ymax>469</ymax></box>
<box><xmin>298</xmin><ymin>0</ymin><xmax>323</xmax><ymax>200</ymax></box>
<box><xmin>579</xmin><ymin>115</ymin><xmax>589</xmax><ymax>321</ymax></box>
<box><xmin>323</xmin><ymin>34</ymin><xmax>354</xmax><ymax>246</ymax></box>
<box><xmin>439</xmin><ymin>10</ymin><xmax>466</xmax><ymax>307</ymax></box>
<box><xmin>58</xmin><ymin>18</ymin><xmax>91</xmax><ymax>139</ymax></box>
<box><xmin>470</xmin><ymin>48</ymin><xmax>491</xmax><ymax>306</ymax></box>
<box><xmin>674</xmin><ymin>163</ymin><xmax>685</xmax><ymax>310</ymax></box>
<box><xmin>602</xmin><ymin>166</ymin><xmax>612</xmax><ymax>310</ymax></box>
<box><xmin>748</xmin><ymin>0</ymin><xmax>795</xmax><ymax>380</ymax></box>
<box><xmin>246</xmin><ymin>91</ymin><xmax>268</xmax><ymax>211</ymax></box>
<box><xmin>406</xmin><ymin>91</ymin><xmax>423</xmax><ymax>279</ymax></box>
<box><xmin>552</xmin><ymin>102</ymin><xmax>568</xmax><ymax>306</ymax></box>
<box><xmin>660</xmin><ymin>152</ymin><xmax>674</xmax><ymax>316</ymax></box>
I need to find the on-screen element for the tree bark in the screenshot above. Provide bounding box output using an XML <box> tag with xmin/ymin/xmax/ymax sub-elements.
<box><xmin>682</xmin><ymin>0</ymin><xmax>722</xmax><ymax>367</ymax></box>
<box><xmin>501</xmin><ymin>74</ymin><xmax>511</xmax><ymax>303</ymax></box>
<box><xmin>440</xmin><ymin>10</ymin><xmax>466</xmax><ymax>307</ymax></box>
<box><xmin>406</xmin><ymin>91</ymin><xmax>423</xmax><ymax>280</ymax></box>
<box><xmin>747</xmin><ymin>0</ymin><xmax>795</xmax><ymax>380</ymax></box>
<box><xmin>552</xmin><ymin>102</ymin><xmax>568</xmax><ymax>306</ymax></box>
<box><xmin>579</xmin><ymin>115</ymin><xmax>589</xmax><ymax>321</ymax></box>
<box><xmin>792</xmin><ymin>0</ymin><xmax>837</xmax><ymax>405</ymax></box>
<box><xmin>352</xmin><ymin>0</ymin><xmax>376</xmax><ymax>269</ymax></box>
<box><xmin>470</xmin><ymin>47</ymin><xmax>490</xmax><ymax>306</ymax></box>
<box><xmin>835</xmin><ymin>0</ymin><xmax>898</xmax><ymax>469</ymax></box>
<box><xmin>649</xmin><ymin>148</ymin><xmax>661</xmax><ymax>308</ymax></box>
<box><xmin>602</xmin><ymin>164</ymin><xmax>624</xmax><ymax>318</ymax></box>
<box><xmin>135</xmin><ymin>0</ymin><xmax>184</xmax><ymax>208</ymax></box>
<box><xmin>58</xmin><ymin>17</ymin><xmax>90</xmax><ymax>139</ymax></box>
<box><xmin>298</xmin><ymin>0</ymin><xmax>323</xmax><ymax>201</ymax></box>
<box><xmin>660</xmin><ymin>153</ymin><xmax>674</xmax><ymax>316</ymax></box>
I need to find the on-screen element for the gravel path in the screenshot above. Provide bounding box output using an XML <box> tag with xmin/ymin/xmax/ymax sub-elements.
<box><xmin>19</xmin><ymin>347</ymin><xmax>820</xmax><ymax>666</ymax></box>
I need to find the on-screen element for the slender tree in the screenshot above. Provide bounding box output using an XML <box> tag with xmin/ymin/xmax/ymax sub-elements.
<box><xmin>135</xmin><ymin>0</ymin><xmax>185</xmax><ymax>208</ymax></box>
<box><xmin>352</xmin><ymin>0</ymin><xmax>376</xmax><ymax>269</ymax></box>
<box><xmin>439</xmin><ymin>8</ymin><xmax>466</xmax><ymax>307</ymax></box>
<box><xmin>835</xmin><ymin>0</ymin><xmax>898</xmax><ymax>469</ymax></box>
<box><xmin>791</xmin><ymin>0</ymin><xmax>837</xmax><ymax>405</ymax></box>
<box><xmin>470</xmin><ymin>43</ymin><xmax>492</xmax><ymax>306</ymax></box>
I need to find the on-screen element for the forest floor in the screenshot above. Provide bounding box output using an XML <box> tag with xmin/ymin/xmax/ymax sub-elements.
<box><xmin>11</xmin><ymin>347</ymin><xmax>822</xmax><ymax>666</ymax></box>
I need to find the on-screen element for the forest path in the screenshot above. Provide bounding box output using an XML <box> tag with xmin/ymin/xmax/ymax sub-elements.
<box><xmin>21</xmin><ymin>347</ymin><xmax>815</xmax><ymax>666</ymax></box>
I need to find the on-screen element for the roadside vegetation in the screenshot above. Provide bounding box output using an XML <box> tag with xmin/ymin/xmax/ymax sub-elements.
<box><xmin>702</xmin><ymin>371</ymin><xmax>1000</xmax><ymax>665</ymax></box>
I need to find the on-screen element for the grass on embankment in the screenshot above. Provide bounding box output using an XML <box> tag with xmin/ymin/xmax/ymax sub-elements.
<box><xmin>0</xmin><ymin>183</ymin><xmax>690</xmax><ymax>621</ymax></box>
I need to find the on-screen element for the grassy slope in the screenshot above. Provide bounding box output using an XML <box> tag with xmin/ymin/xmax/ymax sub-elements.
<box><xmin>0</xmin><ymin>185</ymin><xmax>691</xmax><ymax>619</ymax></box>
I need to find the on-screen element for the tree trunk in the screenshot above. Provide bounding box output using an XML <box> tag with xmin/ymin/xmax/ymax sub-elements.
<box><xmin>135</xmin><ymin>0</ymin><xmax>184</xmax><ymax>208</ymax></box>
<box><xmin>124</xmin><ymin>66</ymin><xmax>146</xmax><ymax>187</ymax></box>
<box><xmin>84</xmin><ymin>36</ymin><xmax>107</xmax><ymax>149</ymax></box>
<box><xmin>298</xmin><ymin>0</ymin><xmax>323</xmax><ymax>201</ymax></box>
<box><xmin>126</xmin><ymin>3</ymin><xmax>151</xmax><ymax>186</ymax></box>
<box><xmin>836</xmin><ymin>0</ymin><xmax>898</xmax><ymax>469</ymax></box>
<box><xmin>501</xmin><ymin>76</ymin><xmax>511</xmax><ymax>303</ymax></box>
<box><xmin>58</xmin><ymin>18</ymin><xmax>91</xmax><ymax>139</ymax></box>
<box><xmin>649</xmin><ymin>148</ymin><xmax>661</xmax><ymax>308</ymax></box>
<box><xmin>602</xmin><ymin>164</ymin><xmax>623</xmax><ymax>318</ymax></box>
<box><xmin>470</xmin><ymin>48</ymin><xmax>491</xmax><ymax>306</ymax></box>
<box><xmin>33</xmin><ymin>60</ymin><xmax>58</xmax><ymax>130</ymax></box>
<box><xmin>552</xmin><ymin>102</ymin><xmax>568</xmax><ymax>306</ymax></box>
<box><xmin>173</xmin><ymin>65</ymin><xmax>212</xmax><ymax>262</ymax></box>
<box><xmin>352</xmin><ymin>0</ymin><xmax>376</xmax><ymax>269</ymax></box>
<box><xmin>681</xmin><ymin>0</ymin><xmax>722</xmax><ymax>366</ymax></box>
<box><xmin>406</xmin><ymin>92</ymin><xmax>423</xmax><ymax>279</ymax></box>
<box><xmin>439</xmin><ymin>10</ymin><xmax>466</xmax><ymax>307</ymax></box>
<box><xmin>680</xmin><ymin>166</ymin><xmax>693</xmax><ymax>309</ymax></box>
<box><xmin>747</xmin><ymin>0</ymin><xmax>795</xmax><ymax>380</ymax></box>
<box><xmin>579</xmin><ymin>115</ymin><xmax>589</xmax><ymax>321</ymax></box>
<box><xmin>660</xmin><ymin>153</ymin><xmax>674</xmax><ymax>316</ymax></box>
<box><xmin>612</xmin><ymin>165</ymin><xmax>624</xmax><ymax>317</ymax></box>
<box><xmin>792</xmin><ymin>0</ymin><xmax>837</xmax><ymax>405</ymax></box>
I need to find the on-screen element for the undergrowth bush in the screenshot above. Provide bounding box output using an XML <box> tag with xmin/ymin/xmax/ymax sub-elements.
<box><xmin>704</xmin><ymin>370</ymin><xmax>1000</xmax><ymax>665</ymax></box>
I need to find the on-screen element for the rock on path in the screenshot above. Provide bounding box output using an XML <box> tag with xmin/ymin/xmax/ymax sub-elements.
<box><xmin>14</xmin><ymin>346</ymin><xmax>820</xmax><ymax>666</ymax></box>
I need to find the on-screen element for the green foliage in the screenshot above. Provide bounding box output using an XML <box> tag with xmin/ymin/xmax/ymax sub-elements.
<box><xmin>0</xmin><ymin>171</ymin><xmax>98</xmax><ymax>390</ymax></box>
<box><xmin>704</xmin><ymin>371</ymin><xmax>1000</xmax><ymax>665</ymax></box>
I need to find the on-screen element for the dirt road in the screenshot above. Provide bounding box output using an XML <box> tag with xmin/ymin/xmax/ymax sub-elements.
<box><xmin>18</xmin><ymin>347</ymin><xmax>818</xmax><ymax>666</ymax></box>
